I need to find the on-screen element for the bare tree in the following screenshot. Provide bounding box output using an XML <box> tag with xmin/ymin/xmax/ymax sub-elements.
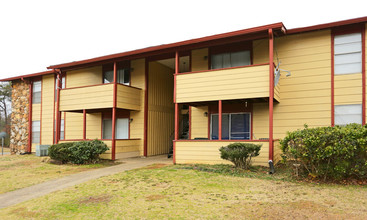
<box><xmin>0</xmin><ymin>82</ymin><xmax>12</xmax><ymax>133</ymax></box>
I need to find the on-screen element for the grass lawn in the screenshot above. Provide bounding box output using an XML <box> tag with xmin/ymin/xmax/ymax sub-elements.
<box><xmin>0</xmin><ymin>154</ymin><xmax>115</xmax><ymax>194</ymax></box>
<box><xmin>1</xmin><ymin>164</ymin><xmax>366</xmax><ymax>219</ymax></box>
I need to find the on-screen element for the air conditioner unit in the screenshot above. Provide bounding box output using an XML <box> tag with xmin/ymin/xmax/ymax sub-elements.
<box><xmin>36</xmin><ymin>145</ymin><xmax>50</xmax><ymax>157</ymax></box>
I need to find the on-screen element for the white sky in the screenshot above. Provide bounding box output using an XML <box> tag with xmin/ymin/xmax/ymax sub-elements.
<box><xmin>0</xmin><ymin>0</ymin><xmax>366</xmax><ymax>79</ymax></box>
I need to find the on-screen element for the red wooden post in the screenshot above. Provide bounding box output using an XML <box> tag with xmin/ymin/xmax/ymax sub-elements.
<box><xmin>83</xmin><ymin>109</ymin><xmax>86</xmax><ymax>140</ymax></box>
<box><xmin>362</xmin><ymin>26</ymin><xmax>366</xmax><ymax>125</ymax></box>
<box><xmin>55</xmin><ymin>73</ymin><xmax>61</xmax><ymax>144</ymax></box>
<box><xmin>28</xmin><ymin>80</ymin><xmax>33</xmax><ymax>152</ymax></box>
<box><xmin>218</xmin><ymin>100</ymin><xmax>222</xmax><ymax>140</ymax></box>
<box><xmin>112</xmin><ymin>62</ymin><xmax>117</xmax><ymax>160</ymax></box>
<box><xmin>268</xmin><ymin>29</ymin><xmax>274</xmax><ymax>161</ymax></box>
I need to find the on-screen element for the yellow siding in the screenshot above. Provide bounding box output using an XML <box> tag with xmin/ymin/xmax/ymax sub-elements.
<box><xmin>335</xmin><ymin>74</ymin><xmax>362</xmax><ymax>105</ymax></box>
<box><xmin>60</xmin><ymin>84</ymin><xmax>113</xmax><ymax>111</ymax></box>
<box><xmin>130</xmin><ymin>59</ymin><xmax>145</xmax><ymax>156</ymax></box>
<box><xmin>176</xmin><ymin>65</ymin><xmax>270</xmax><ymax>103</ymax></box>
<box><xmin>272</xmin><ymin>30</ymin><xmax>332</xmax><ymax>139</ymax></box>
<box><xmin>41</xmin><ymin>75</ymin><xmax>55</xmax><ymax>145</ymax></box>
<box><xmin>253</xmin><ymin>102</ymin><xmax>269</xmax><ymax>139</ymax></box>
<box><xmin>191</xmin><ymin>48</ymin><xmax>208</xmax><ymax>71</ymax></box>
<box><xmin>116</xmin><ymin>84</ymin><xmax>141</xmax><ymax>110</ymax></box>
<box><xmin>147</xmin><ymin>61</ymin><xmax>175</xmax><ymax>156</ymax></box>
<box><xmin>190</xmin><ymin>106</ymin><xmax>208</xmax><ymax>139</ymax></box>
<box><xmin>175</xmin><ymin>141</ymin><xmax>269</xmax><ymax>166</ymax></box>
<box><xmin>66</xmin><ymin>66</ymin><xmax>102</xmax><ymax>88</ymax></box>
<box><xmin>253</xmin><ymin>39</ymin><xmax>269</xmax><ymax>64</ymax></box>
<box><xmin>32</xmin><ymin>104</ymin><xmax>41</xmax><ymax>120</ymax></box>
<box><xmin>65</xmin><ymin>112</ymin><xmax>83</xmax><ymax>140</ymax></box>
<box><xmin>86</xmin><ymin>113</ymin><xmax>101</xmax><ymax>139</ymax></box>
<box><xmin>273</xmin><ymin>140</ymin><xmax>282</xmax><ymax>164</ymax></box>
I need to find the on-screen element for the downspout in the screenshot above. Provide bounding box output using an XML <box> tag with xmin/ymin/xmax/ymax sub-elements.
<box><xmin>268</xmin><ymin>29</ymin><xmax>275</xmax><ymax>174</ymax></box>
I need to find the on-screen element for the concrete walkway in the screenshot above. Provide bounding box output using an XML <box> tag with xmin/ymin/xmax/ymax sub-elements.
<box><xmin>0</xmin><ymin>155</ymin><xmax>172</xmax><ymax>209</ymax></box>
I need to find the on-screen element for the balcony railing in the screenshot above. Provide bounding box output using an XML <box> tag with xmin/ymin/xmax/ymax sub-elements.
<box><xmin>176</xmin><ymin>63</ymin><xmax>280</xmax><ymax>103</ymax></box>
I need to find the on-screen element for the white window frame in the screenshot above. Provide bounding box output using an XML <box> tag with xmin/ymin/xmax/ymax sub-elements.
<box><xmin>210</xmin><ymin>112</ymin><xmax>251</xmax><ymax>140</ymax></box>
<box><xmin>32</xmin><ymin>81</ymin><xmax>41</xmax><ymax>104</ymax></box>
<box><xmin>32</xmin><ymin>121</ymin><xmax>40</xmax><ymax>143</ymax></box>
<box><xmin>334</xmin><ymin>32</ymin><xmax>362</xmax><ymax>75</ymax></box>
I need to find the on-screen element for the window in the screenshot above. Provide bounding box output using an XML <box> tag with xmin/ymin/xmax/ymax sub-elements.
<box><xmin>211</xmin><ymin>50</ymin><xmax>251</xmax><ymax>69</ymax></box>
<box><xmin>211</xmin><ymin>113</ymin><xmax>250</xmax><ymax>140</ymax></box>
<box><xmin>32</xmin><ymin>81</ymin><xmax>41</xmax><ymax>104</ymax></box>
<box><xmin>103</xmin><ymin>67</ymin><xmax>130</xmax><ymax>85</ymax></box>
<box><xmin>334</xmin><ymin>33</ymin><xmax>362</xmax><ymax>75</ymax></box>
<box><xmin>102</xmin><ymin>118</ymin><xmax>129</xmax><ymax>139</ymax></box>
<box><xmin>54</xmin><ymin>119</ymin><xmax>65</xmax><ymax>140</ymax></box>
<box><xmin>32</xmin><ymin>121</ymin><xmax>40</xmax><ymax>143</ymax></box>
<box><xmin>335</xmin><ymin>104</ymin><xmax>362</xmax><ymax>125</ymax></box>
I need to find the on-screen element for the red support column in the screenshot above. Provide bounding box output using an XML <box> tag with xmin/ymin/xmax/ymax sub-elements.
<box><xmin>83</xmin><ymin>109</ymin><xmax>86</xmax><ymax>140</ymax></box>
<box><xmin>112</xmin><ymin>62</ymin><xmax>117</xmax><ymax>160</ymax></box>
<box><xmin>173</xmin><ymin>51</ymin><xmax>179</xmax><ymax>164</ymax></box>
<box><xmin>268</xmin><ymin>29</ymin><xmax>274</xmax><ymax>161</ymax></box>
<box><xmin>218</xmin><ymin>100</ymin><xmax>222</xmax><ymax>140</ymax></box>
<box><xmin>362</xmin><ymin>25</ymin><xmax>366</xmax><ymax>125</ymax></box>
<box><xmin>143</xmin><ymin>59</ymin><xmax>149</xmax><ymax>157</ymax></box>
<box><xmin>28</xmin><ymin>80</ymin><xmax>33</xmax><ymax>152</ymax></box>
<box><xmin>55</xmin><ymin>73</ymin><xmax>62</xmax><ymax>144</ymax></box>
<box><xmin>331</xmin><ymin>33</ymin><xmax>335</xmax><ymax>127</ymax></box>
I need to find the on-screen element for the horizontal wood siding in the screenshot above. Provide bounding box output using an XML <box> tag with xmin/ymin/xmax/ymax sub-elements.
<box><xmin>86</xmin><ymin>113</ymin><xmax>101</xmax><ymax>139</ymax></box>
<box><xmin>60</xmin><ymin>84</ymin><xmax>113</xmax><ymax>111</ymax></box>
<box><xmin>66</xmin><ymin>66</ymin><xmax>102</xmax><ymax>88</ymax></box>
<box><xmin>191</xmin><ymin>106</ymin><xmax>208</xmax><ymax>139</ymax></box>
<box><xmin>175</xmin><ymin>141</ymin><xmax>269</xmax><ymax>166</ymax></box>
<box><xmin>41</xmin><ymin>75</ymin><xmax>54</xmax><ymax>145</ymax></box>
<box><xmin>253</xmin><ymin>102</ymin><xmax>269</xmax><ymax>139</ymax></box>
<box><xmin>130</xmin><ymin>59</ymin><xmax>145</xmax><ymax>156</ymax></box>
<box><xmin>65</xmin><ymin>112</ymin><xmax>83</xmax><ymax>140</ymax></box>
<box><xmin>272</xmin><ymin>30</ymin><xmax>332</xmax><ymax>138</ymax></box>
<box><xmin>116</xmin><ymin>84</ymin><xmax>141</xmax><ymax>110</ymax></box>
<box><xmin>176</xmin><ymin>65</ymin><xmax>269</xmax><ymax>103</ymax></box>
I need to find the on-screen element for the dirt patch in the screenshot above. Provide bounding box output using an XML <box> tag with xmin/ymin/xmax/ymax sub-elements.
<box><xmin>79</xmin><ymin>195</ymin><xmax>112</xmax><ymax>205</ymax></box>
<box><xmin>10</xmin><ymin>207</ymin><xmax>39</xmax><ymax>218</ymax></box>
<box><xmin>145</xmin><ymin>194</ymin><xmax>166</xmax><ymax>201</ymax></box>
<box><xmin>143</xmin><ymin>164</ymin><xmax>169</xmax><ymax>170</ymax></box>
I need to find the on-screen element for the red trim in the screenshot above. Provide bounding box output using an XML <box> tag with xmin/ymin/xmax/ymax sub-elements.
<box><xmin>362</xmin><ymin>25</ymin><xmax>366</xmax><ymax>125</ymax></box>
<box><xmin>331</xmin><ymin>32</ymin><xmax>335</xmax><ymax>126</ymax></box>
<box><xmin>83</xmin><ymin>109</ymin><xmax>86</xmax><ymax>140</ymax></box>
<box><xmin>111</xmin><ymin>62</ymin><xmax>117</xmax><ymax>160</ymax></box>
<box><xmin>174</xmin><ymin>63</ymin><xmax>269</xmax><ymax>76</ymax></box>
<box><xmin>52</xmin><ymin>75</ymin><xmax>56</xmax><ymax>144</ymax></box>
<box><xmin>288</xmin><ymin>16</ymin><xmax>367</xmax><ymax>34</ymax></box>
<box><xmin>0</xmin><ymin>70</ymin><xmax>55</xmax><ymax>82</ymax></box>
<box><xmin>28</xmin><ymin>81</ymin><xmax>33</xmax><ymax>152</ymax></box>
<box><xmin>218</xmin><ymin>100</ymin><xmax>222</xmax><ymax>140</ymax></box>
<box><xmin>174</xmin><ymin>103</ymin><xmax>179</xmax><ymax>164</ymax></box>
<box><xmin>174</xmin><ymin>51</ymin><xmax>179</xmax><ymax>103</ymax></box>
<box><xmin>40</xmin><ymin>78</ymin><xmax>43</xmax><ymax>145</ymax></box>
<box><xmin>47</xmin><ymin>23</ymin><xmax>284</xmax><ymax>70</ymax></box>
<box><xmin>251</xmin><ymin>103</ymin><xmax>253</xmax><ymax>140</ymax></box>
<box><xmin>143</xmin><ymin>59</ymin><xmax>149</xmax><ymax>157</ymax></box>
<box><xmin>268</xmin><ymin>29</ymin><xmax>274</xmax><ymax>161</ymax></box>
<box><xmin>55</xmin><ymin>73</ymin><xmax>62</xmax><ymax>143</ymax></box>
<box><xmin>188</xmin><ymin>106</ymin><xmax>192</xmax><ymax>140</ymax></box>
<box><xmin>174</xmin><ymin>139</ymin><xmax>269</xmax><ymax>142</ymax></box>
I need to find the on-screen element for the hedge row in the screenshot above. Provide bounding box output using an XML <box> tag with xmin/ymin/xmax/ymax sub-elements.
<box><xmin>280</xmin><ymin>124</ymin><xmax>367</xmax><ymax>180</ymax></box>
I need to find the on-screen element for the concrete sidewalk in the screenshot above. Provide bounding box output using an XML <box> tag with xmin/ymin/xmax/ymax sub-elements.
<box><xmin>0</xmin><ymin>155</ymin><xmax>172</xmax><ymax>209</ymax></box>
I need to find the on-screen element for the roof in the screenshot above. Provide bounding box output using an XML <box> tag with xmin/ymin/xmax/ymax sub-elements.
<box><xmin>1</xmin><ymin>16</ymin><xmax>367</xmax><ymax>82</ymax></box>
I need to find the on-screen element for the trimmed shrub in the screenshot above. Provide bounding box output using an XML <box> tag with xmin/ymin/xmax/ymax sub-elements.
<box><xmin>280</xmin><ymin>124</ymin><xmax>367</xmax><ymax>180</ymax></box>
<box><xmin>49</xmin><ymin>142</ymin><xmax>74</xmax><ymax>164</ymax></box>
<box><xmin>219</xmin><ymin>143</ymin><xmax>262</xmax><ymax>169</ymax></box>
<box><xmin>48</xmin><ymin>140</ymin><xmax>109</xmax><ymax>164</ymax></box>
<box><xmin>69</xmin><ymin>140</ymin><xmax>109</xmax><ymax>164</ymax></box>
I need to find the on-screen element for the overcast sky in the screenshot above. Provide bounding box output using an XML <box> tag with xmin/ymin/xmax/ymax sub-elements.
<box><xmin>0</xmin><ymin>0</ymin><xmax>366</xmax><ymax>79</ymax></box>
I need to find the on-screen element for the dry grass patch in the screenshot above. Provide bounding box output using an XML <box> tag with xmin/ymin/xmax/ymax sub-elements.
<box><xmin>0</xmin><ymin>165</ymin><xmax>366</xmax><ymax>219</ymax></box>
<box><xmin>0</xmin><ymin>154</ymin><xmax>115</xmax><ymax>194</ymax></box>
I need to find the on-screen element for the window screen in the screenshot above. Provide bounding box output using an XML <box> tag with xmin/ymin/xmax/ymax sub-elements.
<box><xmin>32</xmin><ymin>121</ymin><xmax>40</xmax><ymax>143</ymax></box>
<box><xmin>211</xmin><ymin>113</ymin><xmax>250</xmax><ymax>140</ymax></box>
<box><xmin>334</xmin><ymin>104</ymin><xmax>362</xmax><ymax>125</ymax></box>
<box><xmin>211</xmin><ymin>50</ymin><xmax>251</xmax><ymax>69</ymax></box>
<box><xmin>334</xmin><ymin>33</ymin><xmax>362</xmax><ymax>75</ymax></box>
<box><xmin>32</xmin><ymin>81</ymin><xmax>41</xmax><ymax>104</ymax></box>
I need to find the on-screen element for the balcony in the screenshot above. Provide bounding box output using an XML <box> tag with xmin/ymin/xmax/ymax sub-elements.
<box><xmin>59</xmin><ymin>83</ymin><xmax>141</xmax><ymax>112</ymax></box>
<box><xmin>176</xmin><ymin>64</ymin><xmax>280</xmax><ymax>103</ymax></box>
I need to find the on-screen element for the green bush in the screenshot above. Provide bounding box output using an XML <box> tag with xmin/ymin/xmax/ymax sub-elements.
<box><xmin>219</xmin><ymin>143</ymin><xmax>262</xmax><ymax>169</ymax></box>
<box><xmin>280</xmin><ymin>124</ymin><xmax>367</xmax><ymax>180</ymax></box>
<box><xmin>49</xmin><ymin>142</ymin><xmax>74</xmax><ymax>163</ymax></box>
<box><xmin>49</xmin><ymin>140</ymin><xmax>109</xmax><ymax>164</ymax></box>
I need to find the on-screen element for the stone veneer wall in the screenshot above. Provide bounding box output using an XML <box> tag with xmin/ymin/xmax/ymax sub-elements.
<box><xmin>10</xmin><ymin>79</ymin><xmax>30</xmax><ymax>154</ymax></box>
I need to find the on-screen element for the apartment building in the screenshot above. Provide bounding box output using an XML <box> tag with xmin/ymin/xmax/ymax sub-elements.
<box><xmin>2</xmin><ymin>16</ymin><xmax>366</xmax><ymax>165</ymax></box>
